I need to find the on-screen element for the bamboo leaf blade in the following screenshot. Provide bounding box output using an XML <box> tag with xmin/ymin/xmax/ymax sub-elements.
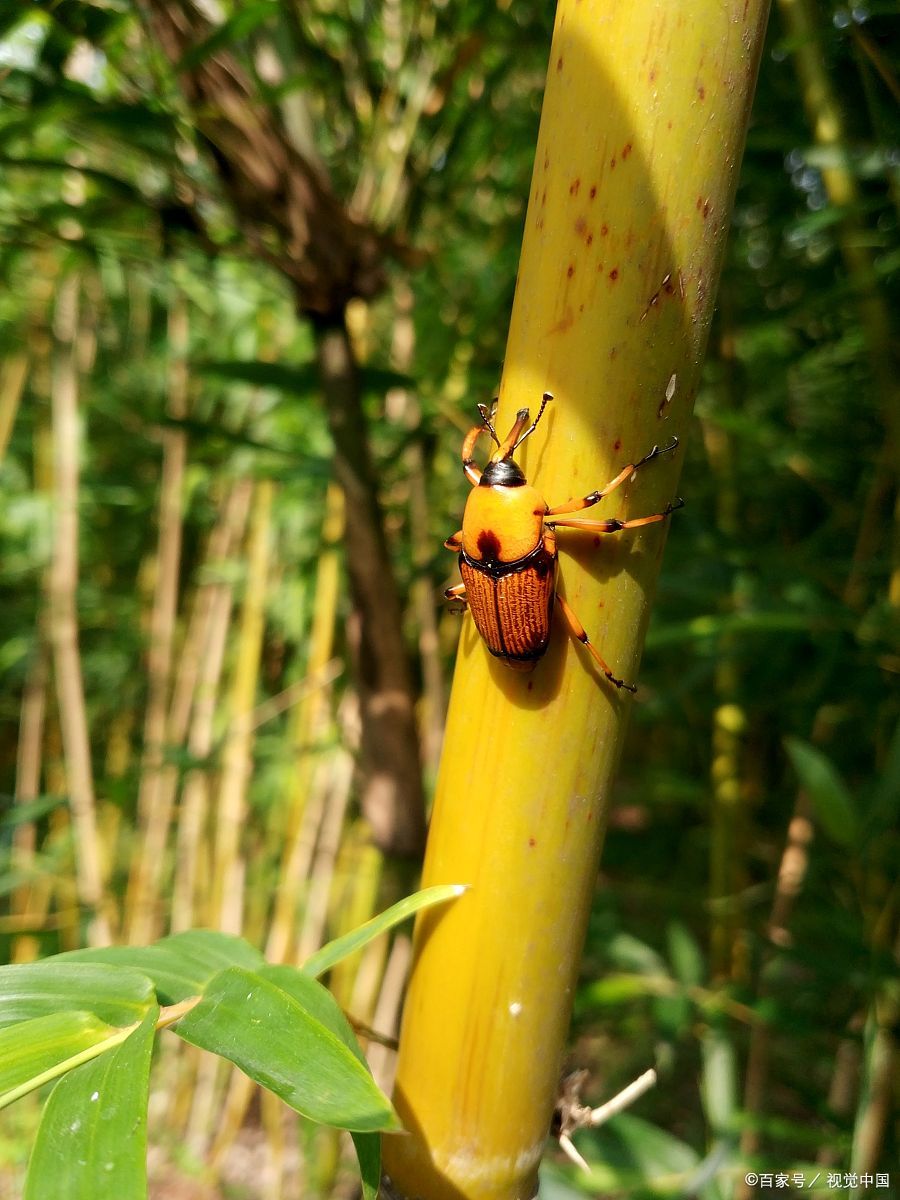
<box><xmin>174</xmin><ymin>967</ymin><xmax>400</xmax><ymax>1132</ymax></box>
<box><xmin>0</xmin><ymin>963</ymin><xmax>155</xmax><ymax>1029</ymax></box>
<box><xmin>301</xmin><ymin>884</ymin><xmax>466</xmax><ymax>978</ymax></box>
<box><xmin>784</xmin><ymin>736</ymin><xmax>859</xmax><ymax>848</ymax></box>
<box><xmin>0</xmin><ymin>1012</ymin><xmax>131</xmax><ymax>1108</ymax></box>
<box><xmin>22</xmin><ymin>1006</ymin><xmax>158</xmax><ymax>1200</ymax></box>
<box><xmin>57</xmin><ymin>930</ymin><xmax>265</xmax><ymax>1003</ymax></box>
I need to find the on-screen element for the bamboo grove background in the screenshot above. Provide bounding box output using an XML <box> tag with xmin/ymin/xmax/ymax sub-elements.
<box><xmin>0</xmin><ymin>1</ymin><xmax>898</xmax><ymax>1197</ymax></box>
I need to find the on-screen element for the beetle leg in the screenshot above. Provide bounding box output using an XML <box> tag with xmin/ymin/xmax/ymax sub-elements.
<box><xmin>444</xmin><ymin>529</ymin><xmax>463</xmax><ymax>551</ymax></box>
<box><xmin>546</xmin><ymin>437</ymin><xmax>678</xmax><ymax>516</ymax></box>
<box><xmin>443</xmin><ymin>582</ymin><xmax>468</xmax><ymax>612</ymax></box>
<box><xmin>555</xmin><ymin>594</ymin><xmax>636</xmax><ymax>693</ymax></box>
<box><xmin>461</xmin><ymin>423</ymin><xmax>484</xmax><ymax>486</ymax></box>
<box><xmin>547</xmin><ymin>497</ymin><xmax>683</xmax><ymax>535</ymax></box>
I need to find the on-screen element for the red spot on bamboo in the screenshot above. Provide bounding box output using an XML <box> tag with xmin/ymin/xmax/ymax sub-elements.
<box><xmin>586</xmin><ymin>233</ymin><xmax>593</xmax><ymax>246</ymax></box>
<box><xmin>696</xmin><ymin>196</ymin><xmax>703</xmax><ymax>210</ymax></box>
<box><xmin>667</xmin><ymin>119</ymin><xmax>673</xmax><ymax>129</ymax></box>
<box><xmin>567</xmin><ymin>263</ymin><xmax>575</xmax><ymax>278</ymax></box>
<box><xmin>600</xmin><ymin>223</ymin><xmax>608</xmax><ymax>236</ymax></box>
<box><xmin>649</xmin><ymin>66</ymin><xmax>657</xmax><ymax>82</ymax></box>
<box><xmin>703</xmin><ymin>198</ymin><xmax>711</xmax><ymax>219</ymax></box>
<box><xmin>622</xmin><ymin>142</ymin><xmax>632</xmax><ymax>159</ymax></box>
<box><xmin>609</xmin><ymin>267</ymin><xmax>619</xmax><ymax>281</ymax></box>
<box><xmin>569</xmin><ymin>178</ymin><xmax>581</xmax><ymax>195</ymax></box>
<box><xmin>556</xmin><ymin>56</ymin><xmax>563</xmax><ymax>71</ymax></box>
<box><xmin>698</xmin><ymin>84</ymin><xmax>706</xmax><ymax>100</ymax></box>
<box><xmin>613</xmin><ymin>438</ymin><xmax>622</xmax><ymax>450</ymax></box>
<box><xmin>528</xmin><ymin>836</ymin><xmax>537</xmax><ymax>847</ymax></box>
<box><xmin>575</xmin><ymin>216</ymin><xmax>586</xmax><ymax>236</ymax></box>
<box><xmin>610</xmin><ymin>156</ymin><xmax>617</xmax><ymax>169</ymax></box>
<box><xmin>589</xmin><ymin>185</ymin><xmax>597</xmax><ymax>199</ymax></box>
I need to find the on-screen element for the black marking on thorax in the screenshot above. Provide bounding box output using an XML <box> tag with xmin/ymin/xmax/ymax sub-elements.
<box><xmin>460</xmin><ymin>540</ymin><xmax>556</xmax><ymax>580</ymax></box>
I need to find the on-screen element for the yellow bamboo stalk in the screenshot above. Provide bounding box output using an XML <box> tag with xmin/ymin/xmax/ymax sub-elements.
<box><xmin>126</xmin><ymin>292</ymin><xmax>190</xmax><ymax>944</ymax></box>
<box><xmin>265</xmin><ymin>480</ymin><xmax>344</xmax><ymax>963</ymax></box>
<box><xmin>169</xmin><ymin>479</ymin><xmax>254</xmax><ymax>933</ymax></box>
<box><xmin>48</xmin><ymin>274</ymin><xmax>111</xmax><ymax>948</ymax></box>
<box><xmin>211</xmin><ymin>477</ymin><xmax>275</xmax><ymax>931</ymax></box>
<box><xmin>0</xmin><ymin>353</ymin><xmax>28</xmax><ymax>463</ymax></box>
<box><xmin>384</xmin><ymin>5</ymin><xmax>769</xmax><ymax>1198</ymax></box>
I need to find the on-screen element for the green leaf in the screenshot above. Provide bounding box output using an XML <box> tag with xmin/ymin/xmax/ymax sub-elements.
<box><xmin>301</xmin><ymin>884</ymin><xmax>466</xmax><ymax>979</ymax></box>
<box><xmin>351</xmin><ymin>1132</ymin><xmax>382</xmax><ymax>1200</ymax></box>
<box><xmin>784</xmin><ymin>736</ymin><xmax>858</xmax><ymax>848</ymax></box>
<box><xmin>0</xmin><ymin>963</ymin><xmax>155</xmax><ymax>1029</ymax></box>
<box><xmin>700</xmin><ymin>1030</ymin><xmax>738</xmax><ymax>1137</ymax></box>
<box><xmin>0</xmin><ymin>1012</ymin><xmax>129</xmax><ymax>1109</ymax></box>
<box><xmin>666</xmin><ymin>922</ymin><xmax>705</xmax><ymax>987</ymax></box>
<box><xmin>23</xmin><ymin>1005</ymin><xmax>158</xmax><ymax>1200</ymax></box>
<box><xmin>174</xmin><ymin>967</ymin><xmax>399</xmax><ymax>1132</ymax></box>
<box><xmin>58</xmin><ymin>930</ymin><xmax>265</xmax><ymax>1003</ymax></box>
<box><xmin>255</xmin><ymin>966</ymin><xmax>387</xmax><ymax>1193</ymax></box>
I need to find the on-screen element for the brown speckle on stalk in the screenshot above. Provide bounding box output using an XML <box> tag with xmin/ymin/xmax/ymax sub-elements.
<box><xmin>601</xmin><ymin>223</ymin><xmax>609</xmax><ymax>236</ymax></box>
<box><xmin>589</xmin><ymin>185</ymin><xmax>597</xmax><ymax>199</ymax></box>
<box><xmin>622</xmin><ymin>142</ymin><xmax>632</xmax><ymax>159</ymax></box>
<box><xmin>698</xmin><ymin>84</ymin><xmax>706</xmax><ymax>100</ymax></box>
<box><xmin>567</xmin><ymin>264</ymin><xmax>575</xmax><ymax>278</ymax></box>
<box><xmin>556</xmin><ymin>56</ymin><xmax>563</xmax><ymax>71</ymax></box>
<box><xmin>609</xmin><ymin>267</ymin><xmax>619</xmax><ymax>281</ymax></box>
<box><xmin>610</xmin><ymin>156</ymin><xmax>617</xmax><ymax>169</ymax></box>
<box><xmin>570</xmin><ymin>178</ymin><xmax>581</xmax><ymax>196</ymax></box>
<box><xmin>586</xmin><ymin>233</ymin><xmax>593</xmax><ymax>246</ymax></box>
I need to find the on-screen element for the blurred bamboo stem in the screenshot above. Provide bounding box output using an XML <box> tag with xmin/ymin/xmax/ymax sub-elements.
<box><xmin>0</xmin><ymin>353</ymin><xmax>28</xmax><ymax>462</ymax></box>
<box><xmin>211</xmin><ymin>477</ymin><xmax>274</xmax><ymax>932</ymax></box>
<box><xmin>701</xmin><ymin>337</ymin><xmax>748</xmax><ymax>983</ymax></box>
<box><xmin>385</xmin><ymin>3</ymin><xmax>769</xmax><ymax>1196</ymax></box>
<box><xmin>170</xmin><ymin>480</ymin><xmax>253</xmax><ymax>933</ymax></box>
<box><xmin>126</xmin><ymin>293</ymin><xmax>190</xmax><ymax>943</ymax></box>
<box><xmin>777</xmin><ymin>0</ymin><xmax>900</xmax><ymax>610</ymax></box>
<box><xmin>266</xmin><ymin>480</ymin><xmax>344</xmax><ymax>963</ymax></box>
<box><xmin>389</xmin><ymin>283</ymin><xmax>447</xmax><ymax>777</ymax></box>
<box><xmin>48</xmin><ymin>274</ymin><xmax>111</xmax><ymax>947</ymax></box>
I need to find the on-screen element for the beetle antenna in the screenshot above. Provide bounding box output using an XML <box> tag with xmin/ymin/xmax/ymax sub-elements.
<box><xmin>478</xmin><ymin>401</ymin><xmax>502</xmax><ymax>448</ymax></box>
<box><xmin>512</xmin><ymin>391</ymin><xmax>553</xmax><ymax>450</ymax></box>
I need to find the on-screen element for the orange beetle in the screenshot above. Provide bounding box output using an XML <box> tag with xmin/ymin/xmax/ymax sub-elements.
<box><xmin>444</xmin><ymin>393</ymin><xmax>681</xmax><ymax>690</ymax></box>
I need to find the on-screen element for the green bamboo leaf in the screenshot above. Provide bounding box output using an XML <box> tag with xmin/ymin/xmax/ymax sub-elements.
<box><xmin>784</xmin><ymin>736</ymin><xmax>858</xmax><ymax>848</ymax></box>
<box><xmin>301</xmin><ymin>884</ymin><xmax>466</xmax><ymax>979</ymax></box>
<box><xmin>58</xmin><ymin>930</ymin><xmax>265</xmax><ymax>1003</ymax></box>
<box><xmin>23</xmin><ymin>1006</ymin><xmax>158</xmax><ymax>1200</ymax></box>
<box><xmin>0</xmin><ymin>963</ymin><xmax>154</xmax><ymax>1029</ymax></box>
<box><xmin>351</xmin><ymin>1131</ymin><xmax>382</xmax><ymax>1200</ymax></box>
<box><xmin>700</xmin><ymin>1030</ymin><xmax>738</xmax><ymax>1138</ymax></box>
<box><xmin>0</xmin><ymin>1012</ymin><xmax>128</xmax><ymax>1109</ymax></box>
<box><xmin>256</xmin><ymin>966</ymin><xmax>388</xmax><ymax>1193</ymax></box>
<box><xmin>174</xmin><ymin>967</ymin><xmax>400</xmax><ymax>1132</ymax></box>
<box><xmin>667</xmin><ymin>921</ymin><xmax>705</xmax><ymax>987</ymax></box>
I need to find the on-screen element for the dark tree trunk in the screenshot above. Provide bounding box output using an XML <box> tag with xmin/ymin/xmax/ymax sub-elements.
<box><xmin>312</xmin><ymin>314</ymin><xmax>426</xmax><ymax>856</ymax></box>
<box><xmin>140</xmin><ymin>0</ymin><xmax>426</xmax><ymax>857</ymax></box>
